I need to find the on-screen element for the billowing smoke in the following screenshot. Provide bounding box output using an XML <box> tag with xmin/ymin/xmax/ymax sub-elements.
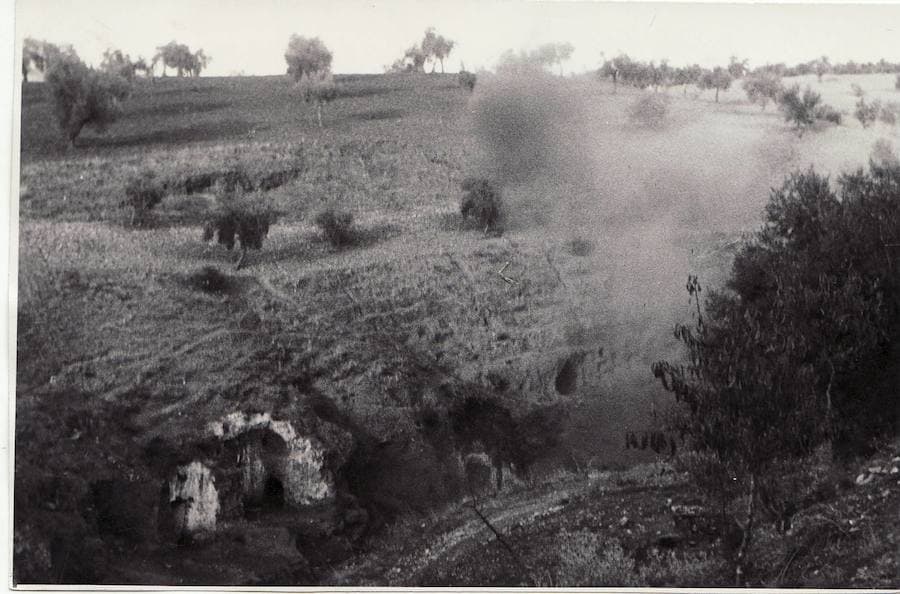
<box><xmin>466</xmin><ymin>68</ymin><xmax>800</xmax><ymax>461</ymax></box>
<box><xmin>467</xmin><ymin>66</ymin><xmax>595</xmax><ymax>228</ymax></box>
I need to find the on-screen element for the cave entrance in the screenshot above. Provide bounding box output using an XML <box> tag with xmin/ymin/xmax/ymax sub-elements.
<box><xmin>261</xmin><ymin>475</ymin><xmax>285</xmax><ymax>511</ymax></box>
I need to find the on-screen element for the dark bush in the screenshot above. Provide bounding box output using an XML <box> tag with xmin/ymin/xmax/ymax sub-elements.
<box><xmin>258</xmin><ymin>167</ymin><xmax>303</xmax><ymax>191</ymax></box>
<box><xmin>458</xmin><ymin>70</ymin><xmax>477</xmax><ymax>91</ymax></box>
<box><xmin>778</xmin><ymin>84</ymin><xmax>821</xmax><ymax>135</ymax></box>
<box><xmin>202</xmin><ymin>192</ymin><xmax>278</xmax><ymax>251</ymax></box>
<box><xmin>446</xmin><ymin>394</ymin><xmax>568</xmax><ymax>485</ymax></box>
<box><xmin>460</xmin><ymin>177</ymin><xmax>502</xmax><ymax>233</ymax></box>
<box><xmin>122</xmin><ymin>169</ymin><xmax>166</xmax><ymax>226</ymax></box>
<box><xmin>314</xmin><ymin>207</ymin><xmax>356</xmax><ymax>247</ymax></box>
<box><xmin>855</xmin><ymin>98</ymin><xmax>880</xmax><ymax>128</ymax></box>
<box><xmin>567</xmin><ymin>236</ymin><xmax>594</xmax><ymax>257</ymax></box>
<box><xmin>219</xmin><ymin>168</ymin><xmax>254</xmax><ymax>194</ymax></box>
<box><xmin>628</xmin><ymin>92</ymin><xmax>669</xmax><ymax>128</ymax></box>
<box><xmin>815</xmin><ymin>103</ymin><xmax>842</xmax><ymax>125</ymax></box>
<box><xmin>878</xmin><ymin>102</ymin><xmax>900</xmax><ymax>126</ymax></box>
<box><xmin>181</xmin><ymin>172</ymin><xmax>217</xmax><ymax>195</ymax></box>
<box><xmin>895</xmin><ymin>73</ymin><xmax>900</xmax><ymax>91</ymax></box>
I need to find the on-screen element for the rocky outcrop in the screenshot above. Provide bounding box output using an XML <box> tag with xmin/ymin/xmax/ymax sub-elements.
<box><xmin>155</xmin><ymin>408</ymin><xmax>352</xmax><ymax>541</ymax></box>
<box><xmin>209</xmin><ymin>411</ymin><xmax>336</xmax><ymax>509</ymax></box>
<box><xmin>162</xmin><ymin>461</ymin><xmax>219</xmax><ymax>540</ymax></box>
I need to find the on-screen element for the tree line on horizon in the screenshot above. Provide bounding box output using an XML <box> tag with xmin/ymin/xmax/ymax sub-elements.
<box><xmin>21</xmin><ymin>27</ymin><xmax>900</xmax><ymax>145</ymax></box>
<box><xmin>597</xmin><ymin>54</ymin><xmax>900</xmax><ymax>102</ymax></box>
<box><xmin>22</xmin><ymin>38</ymin><xmax>212</xmax><ymax>83</ymax></box>
<box><xmin>24</xmin><ymin>31</ymin><xmax>900</xmax><ymax>84</ymax></box>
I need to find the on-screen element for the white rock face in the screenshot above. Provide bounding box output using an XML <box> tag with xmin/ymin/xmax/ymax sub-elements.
<box><xmin>168</xmin><ymin>461</ymin><xmax>219</xmax><ymax>535</ymax></box>
<box><xmin>281</xmin><ymin>434</ymin><xmax>331</xmax><ymax>503</ymax></box>
<box><xmin>210</xmin><ymin>411</ymin><xmax>333</xmax><ymax>504</ymax></box>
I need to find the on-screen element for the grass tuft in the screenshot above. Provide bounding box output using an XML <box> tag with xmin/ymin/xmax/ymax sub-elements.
<box><xmin>314</xmin><ymin>207</ymin><xmax>357</xmax><ymax>248</ymax></box>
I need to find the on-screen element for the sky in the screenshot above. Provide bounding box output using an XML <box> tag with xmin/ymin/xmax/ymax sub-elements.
<box><xmin>12</xmin><ymin>1</ymin><xmax>900</xmax><ymax>76</ymax></box>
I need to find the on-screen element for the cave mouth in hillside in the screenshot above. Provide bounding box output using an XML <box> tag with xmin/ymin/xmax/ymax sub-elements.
<box><xmin>555</xmin><ymin>357</ymin><xmax>579</xmax><ymax>395</ymax></box>
<box><xmin>261</xmin><ymin>476</ymin><xmax>285</xmax><ymax>511</ymax></box>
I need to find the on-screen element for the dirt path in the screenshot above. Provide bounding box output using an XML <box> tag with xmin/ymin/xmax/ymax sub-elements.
<box><xmin>327</xmin><ymin>478</ymin><xmax>590</xmax><ymax>586</ymax></box>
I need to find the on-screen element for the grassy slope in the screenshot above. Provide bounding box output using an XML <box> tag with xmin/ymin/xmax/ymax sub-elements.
<box><xmin>15</xmin><ymin>72</ymin><xmax>900</xmax><ymax>586</ymax></box>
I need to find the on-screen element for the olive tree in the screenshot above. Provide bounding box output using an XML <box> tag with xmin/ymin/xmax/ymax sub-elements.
<box><xmin>402</xmin><ymin>45</ymin><xmax>427</xmax><ymax>73</ymax></box>
<box><xmin>45</xmin><ymin>53</ymin><xmax>131</xmax><ymax>146</ymax></box>
<box><xmin>21</xmin><ymin>38</ymin><xmax>44</xmax><ymax>82</ymax></box>
<box><xmin>814</xmin><ymin>56</ymin><xmax>830</xmax><ymax>82</ymax></box>
<box><xmin>673</xmin><ymin>64</ymin><xmax>703</xmax><ymax>95</ymax></box>
<box><xmin>533</xmin><ymin>42</ymin><xmax>575</xmax><ymax>76</ymax></box>
<box><xmin>699</xmin><ymin>67</ymin><xmax>733</xmax><ymax>103</ymax></box>
<box><xmin>598</xmin><ymin>57</ymin><xmax>621</xmax><ymax>92</ymax></box>
<box><xmin>188</xmin><ymin>49</ymin><xmax>211</xmax><ymax>77</ymax></box>
<box><xmin>284</xmin><ymin>35</ymin><xmax>333</xmax><ymax>81</ymax></box>
<box><xmin>99</xmin><ymin>49</ymin><xmax>136</xmax><ymax>82</ymax></box>
<box><xmin>421</xmin><ymin>27</ymin><xmax>455</xmax><ymax>73</ymax></box>
<box><xmin>22</xmin><ymin>38</ymin><xmax>76</xmax><ymax>82</ymax></box>
<box><xmin>727</xmin><ymin>55</ymin><xmax>749</xmax><ymax>79</ymax></box>
<box><xmin>778</xmin><ymin>84</ymin><xmax>821</xmax><ymax>135</ymax></box>
<box><xmin>153</xmin><ymin>42</ymin><xmax>210</xmax><ymax>77</ymax></box>
<box><xmin>742</xmin><ymin>71</ymin><xmax>783</xmax><ymax>110</ymax></box>
<box><xmin>855</xmin><ymin>97</ymin><xmax>881</xmax><ymax>128</ymax></box>
<box><xmin>654</xmin><ymin>162</ymin><xmax>899</xmax><ymax>584</ymax></box>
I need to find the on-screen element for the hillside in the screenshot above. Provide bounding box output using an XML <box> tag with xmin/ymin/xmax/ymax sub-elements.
<box><xmin>14</xmin><ymin>72</ymin><xmax>900</xmax><ymax>586</ymax></box>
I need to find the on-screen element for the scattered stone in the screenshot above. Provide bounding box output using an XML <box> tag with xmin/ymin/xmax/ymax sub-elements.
<box><xmin>856</xmin><ymin>473</ymin><xmax>874</xmax><ymax>486</ymax></box>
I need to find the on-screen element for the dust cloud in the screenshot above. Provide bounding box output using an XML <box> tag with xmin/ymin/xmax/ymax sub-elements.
<box><xmin>466</xmin><ymin>68</ymin><xmax>797</xmax><ymax>451</ymax></box>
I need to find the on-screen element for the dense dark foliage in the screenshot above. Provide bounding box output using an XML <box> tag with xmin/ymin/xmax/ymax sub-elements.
<box><xmin>153</xmin><ymin>41</ymin><xmax>210</xmax><ymax>77</ymax></box>
<box><xmin>460</xmin><ymin>177</ymin><xmax>502</xmax><ymax>233</ymax></box>
<box><xmin>660</xmin><ymin>162</ymin><xmax>900</xmax><ymax>455</ymax></box>
<box><xmin>458</xmin><ymin>71</ymin><xmax>477</xmax><ymax>92</ymax></box>
<box><xmin>815</xmin><ymin>103</ymin><xmax>842</xmax><ymax>125</ymax></box>
<box><xmin>285</xmin><ymin>36</ymin><xmax>332</xmax><ymax>81</ymax></box>
<box><xmin>855</xmin><ymin>98</ymin><xmax>880</xmax><ymax>128</ymax></box>
<box><xmin>778</xmin><ymin>85</ymin><xmax>841</xmax><ymax>134</ymax></box>
<box><xmin>654</xmin><ymin>162</ymin><xmax>900</xmax><ymax>579</ymax></box>
<box><xmin>45</xmin><ymin>54</ymin><xmax>131</xmax><ymax>145</ymax></box>
<box><xmin>628</xmin><ymin>93</ymin><xmax>669</xmax><ymax>128</ymax></box>
<box><xmin>314</xmin><ymin>207</ymin><xmax>356</xmax><ymax>247</ymax></box>
<box><xmin>202</xmin><ymin>191</ymin><xmax>278</xmax><ymax>250</ymax></box>
<box><xmin>122</xmin><ymin>169</ymin><xmax>166</xmax><ymax>226</ymax></box>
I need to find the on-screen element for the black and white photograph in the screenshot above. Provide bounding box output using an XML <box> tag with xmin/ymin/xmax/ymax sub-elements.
<box><xmin>7</xmin><ymin>0</ymin><xmax>900</xmax><ymax>588</ymax></box>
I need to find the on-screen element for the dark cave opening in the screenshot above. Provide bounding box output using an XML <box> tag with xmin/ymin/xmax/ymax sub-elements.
<box><xmin>262</xmin><ymin>475</ymin><xmax>285</xmax><ymax>511</ymax></box>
